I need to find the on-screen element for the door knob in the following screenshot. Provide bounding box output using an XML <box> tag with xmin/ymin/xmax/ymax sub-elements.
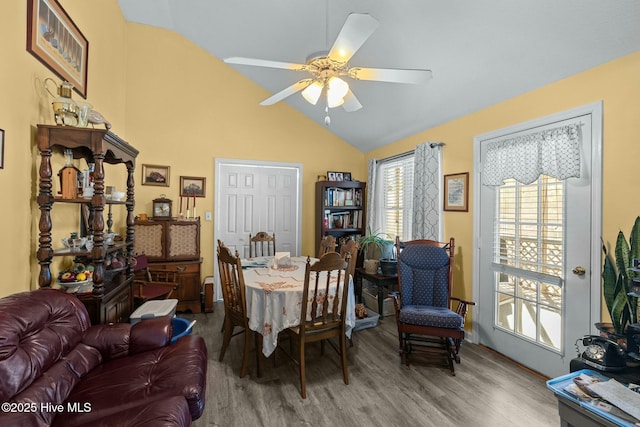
<box><xmin>572</xmin><ymin>266</ymin><xmax>586</xmax><ymax>276</ymax></box>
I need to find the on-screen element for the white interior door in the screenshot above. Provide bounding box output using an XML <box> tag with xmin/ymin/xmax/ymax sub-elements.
<box><xmin>473</xmin><ymin>102</ymin><xmax>602</xmax><ymax>378</ymax></box>
<box><xmin>214</xmin><ymin>159</ymin><xmax>302</xmax><ymax>298</ymax></box>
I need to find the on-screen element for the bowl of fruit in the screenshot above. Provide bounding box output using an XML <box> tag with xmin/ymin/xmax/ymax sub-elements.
<box><xmin>56</xmin><ymin>263</ymin><xmax>94</xmax><ymax>288</ymax></box>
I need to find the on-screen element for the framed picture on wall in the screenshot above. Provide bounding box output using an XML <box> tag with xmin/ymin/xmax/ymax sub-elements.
<box><xmin>27</xmin><ymin>0</ymin><xmax>89</xmax><ymax>98</ymax></box>
<box><xmin>443</xmin><ymin>172</ymin><xmax>469</xmax><ymax>212</ymax></box>
<box><xmin>141</xmin><ymin>164</ymin><xmax>170</xmax><ymax>186</ymax></box>
<box><xmin>180</xmin><ymin>176</ymin><xmax>206</xmax><ymax>197</ymax></box>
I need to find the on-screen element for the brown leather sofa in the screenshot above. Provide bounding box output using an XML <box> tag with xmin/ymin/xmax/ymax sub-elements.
<box><xmin>0</xmin><ymin>288</ymin><xmax>207</xmax><ymax>427</ymax></box>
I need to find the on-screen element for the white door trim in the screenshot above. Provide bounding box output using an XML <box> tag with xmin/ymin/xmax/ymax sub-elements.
<box><xmin>471</xmin><ymin>101</ymin><xmax>603</xmax><ymax>343</ymax></box>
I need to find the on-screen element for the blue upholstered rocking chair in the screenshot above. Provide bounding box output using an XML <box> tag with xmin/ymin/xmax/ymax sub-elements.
<box><xmin>391</xmin><ymin>238</ymin><xmax>475</xmax><ymax>375</ymax></box>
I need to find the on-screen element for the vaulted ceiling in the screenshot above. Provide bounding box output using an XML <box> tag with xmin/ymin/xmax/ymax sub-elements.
<box><xmin>117</xmin><ymin>0</ymin><xmax>640</xmax><ymax>152</ymax></box>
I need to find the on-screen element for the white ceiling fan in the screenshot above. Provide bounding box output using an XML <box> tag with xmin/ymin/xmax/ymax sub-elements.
<box><xmin>224</xmin><ymin>13</ymin><xmax>432</xmax><ymax>122</ymax></box>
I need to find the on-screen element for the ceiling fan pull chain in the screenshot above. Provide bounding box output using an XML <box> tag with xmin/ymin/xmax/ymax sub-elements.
<box><xmin>324</xmin><ymin>104</ymin><xmax>331</xmax><ymax>126</ymax></box>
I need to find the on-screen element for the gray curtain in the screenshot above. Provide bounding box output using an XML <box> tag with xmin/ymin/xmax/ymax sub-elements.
<box><xmin>412</xmin><ymin>142</ymin><xmax>442</xmax><ymax>240</ymax></box>
<box><xmin>366</xmin><ymin>159</ymin><xmax>377</xmax><ymax>234</ymax></box>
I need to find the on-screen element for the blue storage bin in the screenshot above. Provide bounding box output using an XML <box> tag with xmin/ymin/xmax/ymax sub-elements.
<box><xmin>171</xmin><ymin>317</ymin><xmax>195</xmax><ymax>344</ymax></box>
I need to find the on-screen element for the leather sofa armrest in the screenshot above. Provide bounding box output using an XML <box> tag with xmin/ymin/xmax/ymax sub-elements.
<box><xmin>129</xmin><ymin>316</ymin><xmax>172</xmax><ymax>354</ymax></box>
<box><xmin>82</xmin><ymin>317</ymin><xmax>172</xmax><ymax>361</ymax></box>
<box><xmin>82</xmin><ymin>323</ymin><xmax>132</xmax><ymax>360</ymax></box>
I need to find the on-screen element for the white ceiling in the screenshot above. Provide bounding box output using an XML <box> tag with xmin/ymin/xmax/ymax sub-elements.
<box><xmin>117</xmin><ymin>0</ymin><xmax>640</xmax><ymax>152</ymax></box>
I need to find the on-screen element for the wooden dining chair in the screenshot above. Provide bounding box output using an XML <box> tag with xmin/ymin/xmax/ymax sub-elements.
<box><xmin>339</xmin><ymin>239</ymin><xmax>358</xmax><ymax>280</ymax></box>
<box><xmin>280</xmin><ymin>252</ymin><xmax>350</xmax><ymax>398</ymax></box>
<box><xmin>217</xmin><ymin>244</ymin><xmax>260</xmax><ymax>378</ymax></box>
<box><xmin>132</xmin><ymin>254</ymin><xmax>178</xmax><ymax>309</ymax></box>
<box><xmin>317</xmin><ymin>235</ymin><xmax>337</xmax><ymax>257</ymax></box>
<box><xmin>249</xmin><ymin>231</ymin><xmax>276</xmax><ymax>258</ymax></box>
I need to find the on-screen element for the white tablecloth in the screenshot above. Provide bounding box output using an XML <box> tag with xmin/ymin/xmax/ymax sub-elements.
<box><xmin>242</xmin><ymin>256</ymin><xmax>355</xmax><ymax>357</ymax></box>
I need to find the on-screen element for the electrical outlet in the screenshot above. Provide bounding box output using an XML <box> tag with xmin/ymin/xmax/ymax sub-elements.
<box><xmin>205</xmin><ymin>211</ymin><xmax>212</xmax><ymax>221</ymax></box>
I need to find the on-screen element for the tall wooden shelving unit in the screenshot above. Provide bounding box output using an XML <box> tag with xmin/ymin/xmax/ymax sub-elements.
<box><xmin>36</xmin><ymin>124</ymin><xmax>139</xmax><ymax>324</ymax></box>
<box><xmin>315</xmin><ymin>180</ymin><xmax>366</xmax><ymax>257</ymax></box>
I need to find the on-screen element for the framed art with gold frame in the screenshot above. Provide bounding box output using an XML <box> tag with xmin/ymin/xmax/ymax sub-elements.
<box><xmin>180</xmin><ymin>176</ymin><xmax>206</xmax><ymax>197</ymax></box>
<box><xmin>27</xmin><ymin>0</ymin><xmax>89</xmax><ymax>98</ymax></box>
<box><xmin>443</xmin><ymin>172</ymin><xmax>469</xmax><ymax>212</ymax></box>
<box><xmin>142</xmin><ymin>164</ymin><xmax>170</xmax><ymax>187</ymax></box>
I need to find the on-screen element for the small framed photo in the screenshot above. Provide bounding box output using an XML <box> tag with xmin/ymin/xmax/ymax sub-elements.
<box><xmin>0</xmin><ymin>128</ymin><xmax>4</xmax><ymax>169</ymax></box>
<box><xmin>180</xmin><ymin>176</ymin><xmax>206</xmax><ymax>197</ymax></box>
<box><xmin>327</xmin><ymin>171</ymin><xmax>339</xmax><ymax>181</ymax></box>
<box><xmin>444</xmin><ymin>172</ymin><xmax>469</xmax><ymax>212</ymax></box>
<box><xmin>141</xmin><ymin>164</ymin><xmax>170</xmax><ymax>186</ymax></box>
<box><xmin>343</xmin><ymin>172</ymin><xmax>352</xmax><ymax>181</ymax></box>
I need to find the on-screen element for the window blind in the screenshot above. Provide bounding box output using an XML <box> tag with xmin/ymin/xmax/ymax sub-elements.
<box><xmin>381</xmin><ymin>155</ymin><xmax>414</xmax><ymax>241</ymax></box>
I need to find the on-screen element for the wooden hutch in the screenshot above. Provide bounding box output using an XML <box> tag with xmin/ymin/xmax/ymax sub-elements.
<box><xmin>133</xmin><ymin>218</ymin><xmax>203</xmax><ymax>313</ymax></box>
<box><xmin>36</xmin><ymin>124</ymin><xmax>139</xmax><ymax>324</ymax></box>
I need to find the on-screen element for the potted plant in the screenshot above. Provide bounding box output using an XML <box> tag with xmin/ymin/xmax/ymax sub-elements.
<box><xmin>601</xmin><ymin>216</ymin><xmax>640</xmax><ymax>337</ymax></box>
<box><xmin>358</xmin><ymin>227</ymin><xmax>393</xmax><ymax>274</ymax></box>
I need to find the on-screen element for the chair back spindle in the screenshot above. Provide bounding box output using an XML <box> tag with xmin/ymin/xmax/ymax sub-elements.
<box><xmin>249</xmin><ymin>231</ymin><xmax>276</xmax><ymax>258</ymax></box>
<box><xmin>317</xmin><ymin>235</ymin><xmax>337</xmax><ymax>257</ymax></box>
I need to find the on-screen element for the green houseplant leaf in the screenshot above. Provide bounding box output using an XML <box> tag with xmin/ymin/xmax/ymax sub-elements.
<box><xmin>358</xmin><ymin>227</ymin><xmax>392</xmax><ymax>260</ymax></box>
<box><xmin>601</xmin><ymin>216</ymin><xmax>640</xmax><ymax>335</ymax></box>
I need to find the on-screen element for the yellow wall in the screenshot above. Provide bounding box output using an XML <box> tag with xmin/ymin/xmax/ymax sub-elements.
<box><xmin>367</xmin><ymin>51</ymin><xmax>640</xmax><ymax>319</ymax></box>
<box><xmin>122</xmin><ymin>22</ymin><xmax>366</xmax><ymax>279</ymax></box>
<box><xmin>0</xmin><ymin>0</ymin><xmax>364</xmax><ymax>297</ymax></box>
<box><xmin>0</xmin><ymin>0</ymin><xmax>128</xmax><ymax>296</ymax></box>
<box><xmin>2</xmin><ymin>0</ymin><xmax>639</xmax><ymax>321</ymax></box>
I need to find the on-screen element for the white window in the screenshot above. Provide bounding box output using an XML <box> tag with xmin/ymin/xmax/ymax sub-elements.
<box><xmin>494</xmin><ymin>175</ymin><xmax>564</xmax><ymax>350</ymax></box>
<box><xmin>376</xmin><ymin>155</ymin><xmax>414</xmax><ymax>242</ymax></box>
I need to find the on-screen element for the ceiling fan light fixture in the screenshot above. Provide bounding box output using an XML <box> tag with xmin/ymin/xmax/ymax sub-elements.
<box><xmin>327</xmin><ymin>96</ymin><xmax>345</xmax><ymax>108</ymax></box>
<box><xmin>326</xmin><ymin>76</ymin><xmax>349</xmax><ymax>108</ymax></box>
<box><xmin>301</xmin><ymin>81</ymin><xmax>324</xmax><ymax>105</ymax></box>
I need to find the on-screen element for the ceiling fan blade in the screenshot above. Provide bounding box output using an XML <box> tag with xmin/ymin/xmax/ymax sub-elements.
<box><xmin>328</xmin><ymin>13</ymin><xmax>379</xmax><ymax>63</ymax></box>
<box><xmin>348</xmin><ymin>67</ymin><xmax>432</xmax><ymax>84</ymax></box>
<box><xmin>224</xmin><ymin>57</ymin><xmax>307</xmax><ymax>71</ymax></box>
<box><xmin>260</xmin><ymin>79</ymin><xmax>313</xmax><ymax>106</ymax></box>
<box><xmin>342</xmin><ymin>89</ymin><xmax>362</xmax><ymax>112</ymax></box>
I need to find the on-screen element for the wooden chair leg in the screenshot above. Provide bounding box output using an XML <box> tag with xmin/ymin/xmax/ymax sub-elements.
<box><xmin>255</xmin><ymin>332</ymin><xmax>263</xmax><ymax>378</ymax></box>
<box><xmin>240</xmin><ymin>327</ymin><xmax>251</xmax><ymax>378</ymax></box>
<box><xmin>340</xmin><ymin>334</ymin><xmax>349</xmax><ymax>385</ymax></box>
<box><xmin>219</xmin><ymin>318</ymin><xmax>234</xmax><ymax>362</ymax></box>
<box><xmin>445</xmin><ymin>338</ymin><xmax>456</xmax><ymax>376</ymax></box>
<box><xmin>299</xmin><ymin>340</ymin><xmax>306</xmax><ymax>399</ymax></box>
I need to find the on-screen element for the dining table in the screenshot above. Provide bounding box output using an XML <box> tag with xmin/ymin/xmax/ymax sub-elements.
<box><xmin>241</xmin><ymin>255</ymin><xmax>356</xmax><ymax>357</ymax></box>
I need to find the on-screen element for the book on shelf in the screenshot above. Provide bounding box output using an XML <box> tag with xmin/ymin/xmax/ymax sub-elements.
<box><xmin>325</xmin><ymin>187</ymin><xmax>362</xmax><ymax>207</ymax></box>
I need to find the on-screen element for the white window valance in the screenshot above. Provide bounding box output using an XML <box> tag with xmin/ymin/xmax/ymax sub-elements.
<box><xmin>482</xmin><ymin>124</ymin><xmax>581</xmax><ymax>186</ymax></box>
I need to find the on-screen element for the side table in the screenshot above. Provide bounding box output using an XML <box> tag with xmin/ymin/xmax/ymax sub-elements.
<box><xmin>354</xmin><ymin>267</ymin><xmax>398</xmax><ymax>318</ymax></box>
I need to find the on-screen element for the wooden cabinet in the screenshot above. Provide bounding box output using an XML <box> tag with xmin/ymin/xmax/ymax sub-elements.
<box><xmin>134</xmin><ymin>219</ymin><xmax>202</xmax><ymax>313</ymax></box>
<box><xmin>139</xmin><ymin>258</ymin><xmax>202</xmax><ymax>313</ymax></box>
<box><xmin>315</xmin><ymin>180</ymin><xmax>367</xmax><ymax>257</ymax></box>
<box><xmin>78</xmin><ymin>273</ymin><xmax>132</xmax><ymax>323</ymax></box>
<box><xmin>36</xmin><ymin>125</ymin><xmax>139</xmax><ymax>324</ymax></box>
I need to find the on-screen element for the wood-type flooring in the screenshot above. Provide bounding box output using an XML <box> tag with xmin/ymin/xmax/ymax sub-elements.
<box><xmin>181</xmin><ymin>303</ymin><xmax>560</xmax><ymax>427</ymax></box>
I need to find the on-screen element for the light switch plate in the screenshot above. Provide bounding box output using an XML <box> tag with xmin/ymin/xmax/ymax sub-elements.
<box><xmin>205</xmin><ymin>211</ymin><xmax>212</xmax><ymax>221</ymax></box>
